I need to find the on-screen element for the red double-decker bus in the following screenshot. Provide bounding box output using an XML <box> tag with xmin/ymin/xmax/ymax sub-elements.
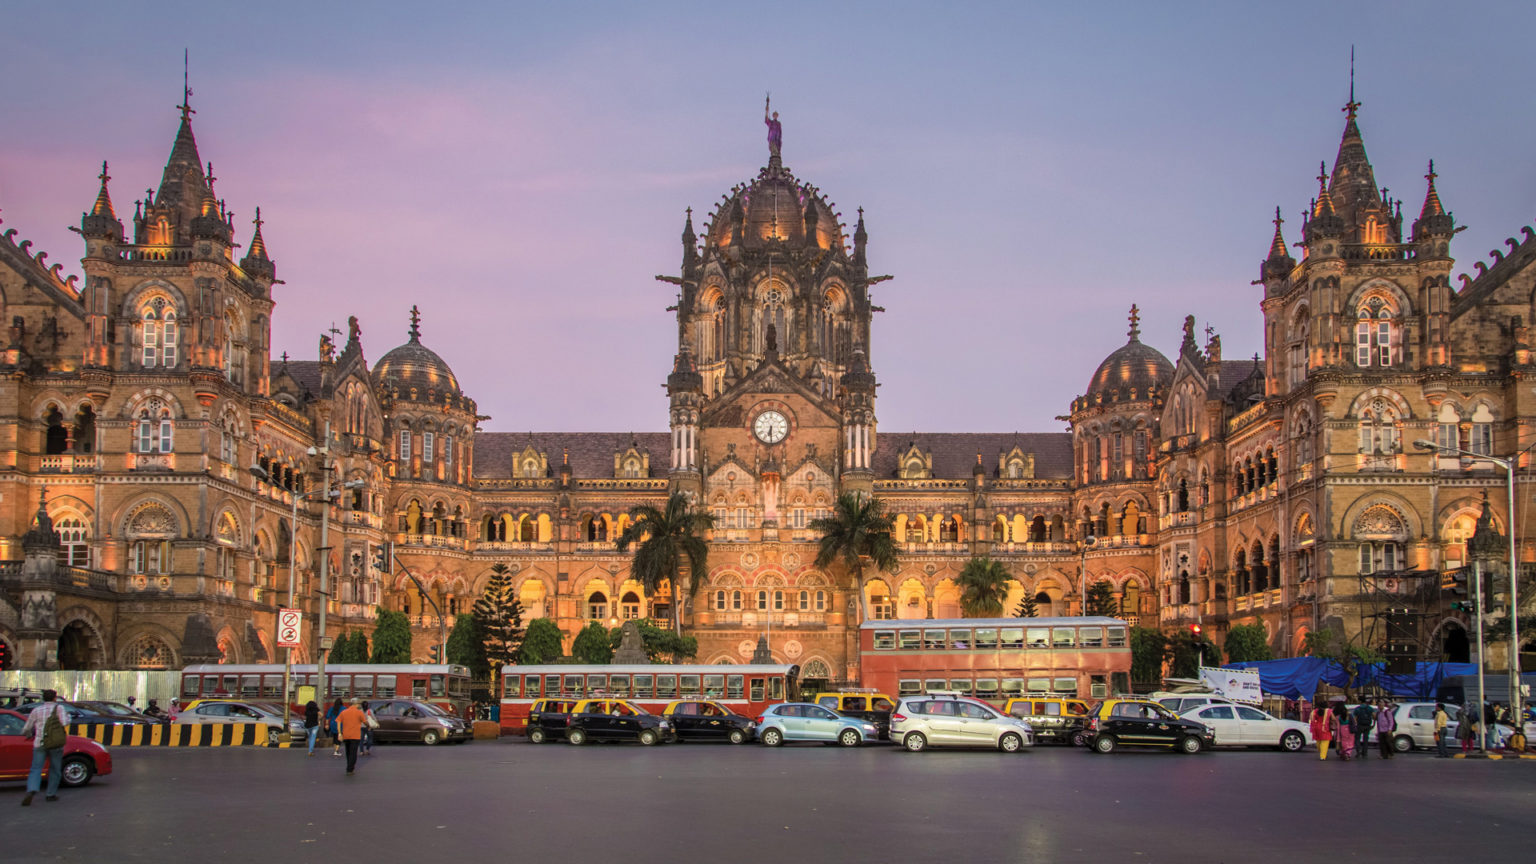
<box><xmin>858</xmin><ymin>617</ymin><xmax>1131</xmax><ymax>704</ymax></box>
<box><xmin>499</xmin><ymin>664</ymin><xmax>799</xmax><ymax>733</ymax></box>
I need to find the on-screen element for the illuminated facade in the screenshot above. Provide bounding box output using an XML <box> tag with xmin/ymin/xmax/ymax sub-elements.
<box><xmin>2</xmin><ymin>92</ymin><xmax>1531</xmax><ymax>677</ymax></box>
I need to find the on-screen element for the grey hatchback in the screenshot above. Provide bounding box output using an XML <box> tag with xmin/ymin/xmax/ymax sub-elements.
<box><xmin>890</xmin><ymin>695</ymin><xmax>1035</xmax><ymax>752</ymax></box>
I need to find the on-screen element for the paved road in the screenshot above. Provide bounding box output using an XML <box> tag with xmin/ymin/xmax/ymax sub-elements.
<box><xmin>6</xmin><ymin>740</ymin><xmax>1535</xmax><ymax>863</ymax></box>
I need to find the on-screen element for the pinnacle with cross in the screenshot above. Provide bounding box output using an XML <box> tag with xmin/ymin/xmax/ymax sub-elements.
<box><xmin>1127</xmin><ymin>304</ymin><xmax>1141</xmax><ymax>341</ymax></box>
<box><xmin>328</xmin><ymin>322</ymin><xmax>342</xmax><ymax>339</ymax></box>
<box><xmin>1343</xmin><ymin>47</ymin><xmax>1360</xmax><ymax>119</ymax></box>
<box><xmin>98</xmin><ymin>162</ymin><xmax>110</xmax><ymax>186</ymax></box>
<box><xmin>252</xmin><ymin>207</ymin><xmax>264</xmax><ymax>232</ymax></box>
<box><xmin>408</xmin><ymin>305</ymin><xmax>422</xmax><ymax>340</ymax></box>
<box><xmin>178</xmin><ymin>48</ymin><xmax>195</xmax><ymax>120</ymax></box>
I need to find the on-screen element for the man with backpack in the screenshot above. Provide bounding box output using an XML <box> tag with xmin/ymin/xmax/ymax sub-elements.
<box><xmin>20</xmin><ymin>689</ymin><xmax>69</xmax><ymax>806</ymax></box>
<box><xmin>1352</xmin><ymin>698</ymin><xmax>1376</xmax><ymax>760</ymax></box>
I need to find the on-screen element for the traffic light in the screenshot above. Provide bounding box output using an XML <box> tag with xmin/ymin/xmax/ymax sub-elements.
<box><xmin>1450</xmin><ymin>600</ymin><xmax>1476</xmax><ymax>613</ymax></box>
<box><xmin>371</xmin><ymin>544</ymin><xmax>390</xmax><ymax>575</ymax></box>
<box><xmin>428</xmin><ymin>645</ymin><xmax>441</xmax><ymax>662</ymax></box>
<box><xmin>1190</xmin><ymin>624</ymin><xmax>1202</xmax><ymax>636</ymax></box>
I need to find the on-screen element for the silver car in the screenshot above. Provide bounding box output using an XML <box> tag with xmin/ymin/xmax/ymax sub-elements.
<box><xmin>891</xmin><ymin>695</ymin><xmax>1035</xmax><ymax>753</ymax></box>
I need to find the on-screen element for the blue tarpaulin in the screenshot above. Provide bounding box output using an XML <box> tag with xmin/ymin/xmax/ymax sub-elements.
<box><xmin>1221</xmin><ymin>659</ymin><xmax>1479</xmax><ymax>699</ymax></box>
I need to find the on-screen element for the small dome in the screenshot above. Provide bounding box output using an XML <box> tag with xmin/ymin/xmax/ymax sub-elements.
<box><xmin>704</xmin><ymin>163</ymin><xmax>844</xmax><ymax>254</ymax></box>
<box><xmin>372</xmin><ymin>308</ymin><xmax>460</xmax><ymax>397</ymax></box>
<box><xmin>1084</xmin><ymin>308</ymin><xmax>1173</xmax><ymax>403</ymax></box>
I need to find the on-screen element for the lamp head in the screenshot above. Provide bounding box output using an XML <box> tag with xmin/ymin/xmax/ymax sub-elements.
<box><xmin>1413</xmin><ymin>439</ymin><xmax>1437</xmax><ymax>452</ymax></box>
<box><xmin>306</xmin><ymin>446</ymin><xmax>319</xmax><ymax>457</ymax></box>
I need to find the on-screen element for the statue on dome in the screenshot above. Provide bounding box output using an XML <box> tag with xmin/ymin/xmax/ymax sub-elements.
<box><xmin>765</xmin><ymin>94</ymin><xmax>782</xmax><ymax>158</ymax></box>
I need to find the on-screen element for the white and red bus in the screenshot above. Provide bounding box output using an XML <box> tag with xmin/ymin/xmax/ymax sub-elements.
<box><xmin>499</xmin><ymin>664</ymin><xmax>799</xmax><ymax>733</ymax></box>
<box><xmin>858</xmin><ymin>617</ymin><xmax>1132</xmax><ymax>704</ymax></box>
<box><xmin>181</xmin><ymin>664</ymin><xmax>473</xmax><ymax>716</ymax></box>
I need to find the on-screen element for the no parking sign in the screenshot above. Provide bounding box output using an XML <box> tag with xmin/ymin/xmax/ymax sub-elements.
<box><xmin>277</xmin><ymin>608</ymin><xmax>303</xmax><ymax>648</ymax></box>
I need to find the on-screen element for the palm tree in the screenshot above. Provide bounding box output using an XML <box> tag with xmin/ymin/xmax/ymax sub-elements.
<box><xmin>810</xmin><ymin>492</ymin><xmax>898</xmax><ymax>631</ymax></box>
<box><xmin>956</xmin><ymin>556</ymin><xmax>1010</xmax><ymax>617</ymax></box>
<box><xmin>616</xmin><ymin>492</ymin><xmax>714</xmax><ymax>634</ymax></box>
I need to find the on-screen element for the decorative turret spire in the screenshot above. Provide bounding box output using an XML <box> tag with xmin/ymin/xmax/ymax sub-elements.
<box><xmin>1268</xmin><ymin>207</ymin><xmax>1287</xmax><ymax>258</ymax></box>
<box><xmin>1306</xmin><ymin>162</ymin><xmax>1344</xmax><ymax>245</ymax></box>
<box><xmin>1262</xmin><ymin>206</ymin><xmax>1295</xmax><ymax>282</ymax></box>
<box><xmin>1313</xmin><ymin>163</ymin><xmax>1336</xmax><ymax>218</ymax></box>
<box><xmin>240</xmin><ymin>207</ymin><xmax>274</xmax><ymax>279</ymax></box>
<box><xmin>81</xmin><ymin>161</ymin><xmax>124</xmax><ymax>240</ymax></box>
<box><xmin>1127</xmin><ymin>304</ymin><xmax>1141</xmax><ymax>342</ymax></box>
<box><xmin>681</xmin><ymin>207</ymin><xmax>698</xmax><ymax>272</ymax></box>
<box><xmin>1420</xmin><ymin>159</ymin><xmax>1444</xmax><ymax>219</ymax></box>
<box><xmin>853</xmin><ymin>206</ymin><xmax>867</xmax><ymax>267</ymax></box>
<box><xmin>1413</xmin><ymin>159</ymin><xmax>1455</xmax><ymax>241</ymax></box>
<box><xmin>92</xmin><ymin>161</ymin><xmax>115</xmax><ymax>219</ymax></box>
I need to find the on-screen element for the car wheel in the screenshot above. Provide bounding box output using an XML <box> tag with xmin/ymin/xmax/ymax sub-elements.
<box><xmin>1279</xmin><ymin>731</ymin><xmax>1305</xmax><ymax>752</ymax></box>
<box><xmin>528</xmin><ymin>728</ymin><xmax>546</xmax><ymax>744</ymax></box>
<box><xmin>639</xmin><ymin>729</ymin><xmax>659</xmax><ymax>746</ymax></box>
<box><xmin>1093</xmin><ymin>735</ymin><xmax>1117</xmax><ymax>754</ymax></box>
<box><xmin>728</xmin><ymin>729</ymin><xmax>747</xmax><ymax>745</ymax></box>
<box><xmin>761</xmin><ymin>728</ymin><xmax>783</xmax><ymax>747</ymax></box>
<box><xmin>61</xmin><ymin>756</ymin><xmax>93</xmax><ymax>788</ymax></box>
<box><xmin>1393</xmin><ymin>734</ymin><xmax>1413</xmax><ymax>754</ymax></box>
<box><xmin>567</xmin><ymin>728</ymin><xmax>587</xmax><ymax>746</ymax></box>
<box><xmin>421</xmin><ymin>728</ymin><xmax>442</xmax><ymax>746</ymax></box>
<box><xmin>1178</xmin><ymin>735</ymin><xmax>1203</xmax><ymax>754</ymax></box>
<box><xmin>999</xmin><ymin>732</ymin><xmax>1024</xmax><ymax>753</ymax></box>
<box><xmin>267</xmin><ymin>728</ymin><xmax>281</xmax><ymax>747</ymax></box>
<box><xmin>839</xmin><ymin>729</ymin><xmax>862</xmax><ymax>747</ymax></box>
<box><xmin>903</xmin><ymin>732</ymin><xmax>928</xmax><ymax>752</ymax></box>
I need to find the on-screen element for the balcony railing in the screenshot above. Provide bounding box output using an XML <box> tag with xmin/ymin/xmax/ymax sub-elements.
<box><xmin>39</xmin><ymin>454</ymin><xmax>101</xmax><ymax>473</ymax></box>
<box><xmin>476</xmin><ymin>541</ymin><xmax>552</xmax><ymax>552</ymax></box>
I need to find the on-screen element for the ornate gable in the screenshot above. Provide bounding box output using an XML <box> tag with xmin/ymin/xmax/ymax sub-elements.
<box><xmin>997</xmin><ymin>446</ymin><xmax>1035</xmax><ymax>479</ymax></box>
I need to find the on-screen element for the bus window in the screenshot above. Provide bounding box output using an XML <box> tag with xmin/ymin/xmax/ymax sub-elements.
<box><xmin>430</xmin><ymin>675</ymin><xmax>446</xmax><ymax>698</ymax></box>
<box><xmin>609</xmin><ymin>675</ymin><xmax>630</xmax><ymax>696</ymax></box>
<box><xmin>333</xmin><ymin>675</ymin><xmax>352</xmax><ymax>698</ymax></box>
<box><xmin>1053</xmin><ymin>677</ymin><xmax>1078</xmax><ymax>696</ymax></box>
<box><xmin>1052</xmin><ymin>628</ymin><xmax>1076</xmax><ymax>648</ymax></box>
<box><xmin>923</xmin><ymin>629</ymin><xmax>945</xmax><ymax>650</ymax></box>
<box><xmin>1027</xmin><ymin>678</ymin><xmax>1052</xmax><ymax>693</ymax></box>
<box><xmin>413</xmin><ymin>678</ymin><xmax>429</xmax><ymax>698</ymax></box>
<box><xmin>587</xmin><ymin>674</ymin><xmax>607</xmax><ymax>695</ymax></box>
<box><xmin>1001</xmin><ymin>678</ymin><xmax>1023</xmax><ymax>698</ymax></box>
<box><xmin>656</xmin><ymin>675</ymin><xmax>678</xmax><ymax>698</ymax></box>
<box><xmin>1107</xmin><ymin>627</ymin><xmax>1127</xmax><ymax>648</ymax></box>
<box><xmin>973</xmin><ymin>628</ymin><xmax>998</xmax><ymax>649</ymax></box>
<box><xmin>924</xmin><ymin>679</ymin><xmax>947</xmax><ymax>694</ymax></box>
<box><xmin>1000</xmin><ymin>628</ymin><xmax>1025</xmax><ymax>650</ymax></box>
<box><xmin>353</xmin><ymin>675</ymin><xmax>373</xmax><ymax>698</ymax></box>
<box><xmin>523</xmin><ymin>676</ymin><xmax>539</xmax><ymax>698</ymax></box>
<box><xmin>1111</xmin><ymin>672</ymin><xmax>1129</xmax><ymax>695</ymax></box>
<box><xmin>633</xmin><ymin>675</ymin><xmax>653</xmax><ymax>698</ymax></box>
<box><xmin>975</xmin><ymin>679</ymin><xmax>999</xmax><ymax>700</ymax></box>
<box><xmin>726</xmin><ymin>675</ymin><xmax>744</xmax><ymax>699</ymax></box>
<box><xmin>261</xmin><ymin>675</ymin><xmax>283</xmax><ymax>698</ymax></box>
<box><xmin>898</xmin><ymin>680</ymin><xmax>921</xmax><ymax>697</ymax></box>
<box><xmin>1025</xmin><ymin>628</ymin><xmax>1048</xmax><ymax>648</ymax></box>
<box><xmin>750</xmin><ymin>678</ymin><xmax>765</xmax><ymax>702</ymax></box>
<box><xmin>1090</xmin><ymin>675</ymin><xmax>1108</xmax><ymax>699</ymax></box>
<box><xmin>563</xmin><ymin>675</ymin><xmax>582</xmax><ymax>696</ymax></box>
<box><xmin>949</xmin><ymin>679</ymin><xmax>972</xmax><ymax>695</ymax></box>
<box><xmin>221</xmin><ymin>675</ymin><xmax>240</xmax><ymax>694</ymax></box>
<box><xmin>703</xmin><ymin>675</ymin><xmax>725</xmax><ymax>697</ymax></box>
<box><xmin>545</xmin><ymin>676</ymin><xmax>559</xmax><ymax>697</ymax></box>
<box><xmin>680</xmin><ymin>675</ymin><xmax>701</xmax><ymax>697</ymax></box>
<box><xmin>948</xmin><ymin>629</ymin><xmax>971</xmax><ymax>650</ymax></box>
<box><xmin>241</xmin><ymin>675</ymin><xmax>261</xmax><ymax>698</ymax></box>
<box><xmin>768</xmin><ymin>677</ymin><xmax>784</xmax><ymax>700</ymax></box>
<box><xmin>898</xmin><ymin>630</ymin><xmax>921</xmax><ymax>650</ymax></box>
<box><xmin>873</xmin><ymin>630</ymin><xmax>896</xmax><ymax>650</ymax></box>
<box><xmin>449</xmin><ymin>677</ymin><xmax>467</xmax><ymax>697</ymax></box>
<box><xmin>1080</xmin><ymin>627</ymin><xmax>1104</xmax><ymax>648</ymax></box>
<box><xmin>183</xmin><ymin>676</ymin><xmax>201</xmax><ymax>697</ymax></box>
<box><xmin>504</xmin><ymin>676</ymin><xmax>521</xmax><ymax>698</ymax></box>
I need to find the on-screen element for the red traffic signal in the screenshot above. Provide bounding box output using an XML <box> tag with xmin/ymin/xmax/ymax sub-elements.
<box><xmin>1190</xmin><ymin>624</ymin><xmax>1202</xmax><ymax>636</ymax></box>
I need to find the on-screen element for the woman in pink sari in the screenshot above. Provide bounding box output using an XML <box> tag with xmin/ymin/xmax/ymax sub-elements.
<box><xmin>1309</xmin><ymin>705</ymin><xmax>1337</xmax><ymax>760</ymax></box>
<box><xmin>1333</xmin><ymin>701</ymin><xmax>1354</xmax><ymax>760</ymax></box>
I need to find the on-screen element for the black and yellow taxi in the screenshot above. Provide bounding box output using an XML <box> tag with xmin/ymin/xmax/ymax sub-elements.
<box><xmin>564</xmin><ymin>699</ymin><xmax>674</xmax><ymax>746</ymax></box>
<box><xmin>812</xmin><ymin>691</ymin><xmax>897</xmax><ymax>740</ymax></box>
<box><xmin>659</xmin><ymin>699</ymin><xmax>755</xmax><ymax>744</ymax></box>
<box><xmin>525</xmin><ymin>698</ymin><xmax>581</xmax><ymax>744</ymax></box>
<box><xmin>1001</xmin><ymin>696</ymin><xmax>1093</xmax><ymax>746</ymax></box>
<box><xmin>1084</xmin><ymin>698</ymin><xmax>1214</xmax><ymax>754</ymax></box>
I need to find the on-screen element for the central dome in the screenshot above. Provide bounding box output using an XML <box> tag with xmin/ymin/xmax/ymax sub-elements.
<box><xmin>373</xmin><ymin>309</ymin><xmax>460</xmax><ymax>397</ymax></box>
<box><xmin>703</xmin><ymin>162</ymin><xmax>845</xmax><ymax>254</ymax></box>
<box><xmin>1083</xmin><ymin>309</ymin><xmax>1173</xmax><ymax>403</ymax></box>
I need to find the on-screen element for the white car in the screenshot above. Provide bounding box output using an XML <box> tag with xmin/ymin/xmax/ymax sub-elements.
<box><xmin>1181</xmin><ymin>703</ymin><xmax>1310</xmax><ymax>752</ymax></box>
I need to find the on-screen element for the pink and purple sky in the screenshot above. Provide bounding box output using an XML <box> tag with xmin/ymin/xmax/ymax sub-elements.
<box><xmin>3</xmin><ymin>1</ymin><xmax>1534</xmax><ymax>434</ymax></box>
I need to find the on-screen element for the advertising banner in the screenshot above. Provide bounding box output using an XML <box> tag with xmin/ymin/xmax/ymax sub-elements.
<box><xmin>1199</xmin><ymin>666</ymin><xmax>1263</xmax><ymax>704</ymax></box>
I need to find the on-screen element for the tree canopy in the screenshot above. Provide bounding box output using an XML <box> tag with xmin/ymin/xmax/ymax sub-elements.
<box><xmin>570</xmin><ymin>622</ymin><xmax>614</xmax><ymax>664</ymax></box>
<box><xmin>519</xmin><ymin>618</ymin><xmax>564</xmax><ymax>665</ymax></box>
<box><xmin>1013</xmin><ymin>592</ymin><xmax>1039</xmax><ymax>618</ymax></box>
<box><xmin>1083</xmin><ymin>580</ymin><xmax>1120</xmax><ymax>618</ymax></box>
<box><xmin>446</xmin><ymin>613</ymin><xmax>490</xmax><ymax>680</ymax></box>
<box><xmin>606</xmin><ymin>618</ymin><xmax>699</xmax><ymax>663</ymax></box>
<box><xmin>1130</xmin><ymin>626</ymin><xmax>1168</xmax><ymax>684</ymax></box>
<box><xmin>473</xmin><ymin>563</ymin><xmax>525</xmax><ymax>677</ymax></box>
<box><xmin>956</xmin><ymin>556</ymin><xmax>1010</xmax><ymax>617</ymax></box>
<box><xmin>616</xmin><ymin>492</ymin><xmax>714</xmax><ymax>632</ymax></box>
<box><xmin>1223</xmin><ymin>623</ymin><xmax>1274</xmax><ymax>664</ymax></box>
<box><xmin>369</xmin><ymin>607</ymin><xmax>414</xmax><ymax>663</ymax></box>
<box><xmin>810</xmin><ymin>492</ymin><xmax>898</xmax><ymax>624</ymax></box>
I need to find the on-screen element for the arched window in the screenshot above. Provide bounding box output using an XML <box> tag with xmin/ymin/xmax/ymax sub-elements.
<box><xmin>1177</xmin><ymin>479</ymin><xmax>1189</xmax><ymax>512</ymax></box>
<box><xmin>136</xmin><ymin>399</ymin><xmax>174</xmax><ymax>453</ymax></box>
<box><xmin>123</xmin><ymin>635</ymin><xmax>174</xmax><ymax>669</ymax></box>
<box><xmin>141</xmin><ymin>298</ymin><xmax>178</xmax><ymax>368</ymax></box>
<box><xmin>587</xmin><ymin>591</ymin><xmax>608</xmax><ymax>621</ymax></box>
<box><xmin>219</xmin><ymin>415</ymin><xmax>239</xmax><ymax>465</ymax></box>
<box><xmin>55</xmin><ymin>515</ymin><xmax>91</xmax><ymax>567</ymax></box>
<box><xmin>1470</xmin><ymin>404</ymin><xmax>1495</xmax><ymax>456</ymax></box>
<box><xmin>621</xmin><ymin>591</ymin><xmax>641</xmax><ymax>619</ymax></box>
<box><xmin>803</xmin><ymin>659</ymin><xmax>831</xmax><ymax>680</ymax></box>
<box><xmin>1029</xmin><ymin>515</ymin><xmax>1046</xmax><ymax>543</ymax></box>
<box><xmin>1355</xmin><ymin>298</ymin><xmax>1396</xmax><ymax>367</ymax></box>
<box><xmin>1358</xmin><ymin>398</ymin><xmax>1400</xmax><ymax>457</ymax></box>
<box><xmin>1251</xmin><ymin>541</ymin><xmax>1268</xmax><ymax>593</ymax></box>
<box><xmin>939</xmin><ymin>517</ymin><xmax>959</xmax><ymax>543</ymax></box>
<box><xmin>43</xmin><ymin>406</ymin><xmax>68</xmax><ymax>455</ymax></box>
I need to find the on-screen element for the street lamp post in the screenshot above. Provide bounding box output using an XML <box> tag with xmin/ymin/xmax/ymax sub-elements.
<box><xmin>1079</xmin><ymin>534</ymin><xmax>1097</xmax><ymax>614</ymax></box>
<box><xmin>1414</xmin><ymin>439</ymin><xmax>1524</xmax><ymax>740</ymax></box>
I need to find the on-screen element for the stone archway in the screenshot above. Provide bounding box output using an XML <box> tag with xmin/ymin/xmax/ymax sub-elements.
<box><xmin>58</xmin><ymin>620</ymin><xmax>103</xmax><ymax>670</ymax></box>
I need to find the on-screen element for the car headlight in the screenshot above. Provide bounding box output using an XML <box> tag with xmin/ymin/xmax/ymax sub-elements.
<box><xmin>658</xmin><ymin>721</ymin><xmax>671</xmax><ymax>728</ymax></box>
<box><xmin>862</xmin><ymin>723</ymin><xmax>877</xmax><ymax>732</ymax></box>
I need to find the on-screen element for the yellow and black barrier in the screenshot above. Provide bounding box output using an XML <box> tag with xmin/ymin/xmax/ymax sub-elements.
<box><xmin>68</xmin><ymin>722</ymin><xmax>290</xmax><ymax>747</ymax></box>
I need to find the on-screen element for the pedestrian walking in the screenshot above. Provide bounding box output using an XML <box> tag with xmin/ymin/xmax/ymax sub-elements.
<box><xmin>337</xmin><ymin>698</ymin><xmax>365</xmax><ymax>775</ymax></box>
<box><xmin>19</xmin><ymin>689</ymin><xmax>69</xmax><ymax>806</ymax></box>
<box><xmin>1456</xmin><ymin>703</ymin><xmax>1477</xmax><ymax>754</ymax></box>
<box><xmin>1310</xmin><ymin>705</ymin><xmax>1337</xmax><ymax>760</ymax></box>
<box><xmin>1333</xmin><ymin>701</ymin><xmax>1354</xmax><ymax>760</ymax></box>
<box><xmin>325</xmin><ymin>698</ymin><xmax>344</xmax><ymax>757</ymax></box>
<box><xmin>303</xmin><ymin>700</ymin><xmax>320</xmax><ymax>756</ymax></box>
<box><xmin>359</xmin><ymin>701</ymin><xmax>377</xmax><ymax>756</ymax></box>
<box><xmin>1433</xmin><ymin>702</ymin><xmax>1450</xmax><ymax>758</ymax></box>
<box><xmin>1352</xmin><ymin>698</ymin><xmax>1375</xmax><ymax>759</ymax></box>
<box><xmin>1483</xmin><ymin>701</ymin><xmax>1499</xmax><ymax>750</ymax></box>
<box><xmin>1376</xmin><ymin>701</ymin><xmax>1397</xmax><ymax>759</ymax></box>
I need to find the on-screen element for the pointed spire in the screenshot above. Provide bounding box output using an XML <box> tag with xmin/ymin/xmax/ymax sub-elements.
<box><xmin>1313</xmin><ymin>162</ymin><xmax>1336</xmax><ymax>218</ymax></box>
<box><xmin>92</xmin><ymin>161</ymin><xmax>115</xmax><ymax>219</ymax></box>
<box><xmin>1420</xmin><ymin>159</ymin><xmax>1444</xmax><ymax>219</ymax></box>
<box><xmin>1268</xmin><ymin>207</ymin><xmax>1288</xmax><ymax>259</ymax></box>
<box><xmin>1262</xmin><ymin>206</ymin><xmax>1295</xmax><ymax>282</ymax></box>
<box><xmin>240</xmin><ymin>207</ymin><xmax>274</xmax><ymax>279</ymax></box>
<box><xmin>1413</xmin><ymin>158</ymin><xmax>1455</xmax><ymax>241</ymax></box>
<box><xmin>682</xmin><ymin>207</ymin><xmax>696</xmax><ymax>246</ymax></box>
<box><xmin>1127</xmin><ymin>304</ymin><xmax>1141</xmax><ymax>342</ymax></box>
<box><xmin>408</xmin><ymin>305</ymin><xmax>422</xmax><ymax>342</ymax></box>
<box><xmin>853</xmin><ymin>206</ymin><xmax>867</xmax><ymax>267</ymax></box>
<box><xmin>82</xmin><ymin>161</ymin><xmax>124</xmax><ymax>240</ymax></box>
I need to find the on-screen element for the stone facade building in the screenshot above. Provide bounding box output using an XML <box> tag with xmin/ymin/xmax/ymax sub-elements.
<box><xmin>2</xmin><ymin>90</ymin><xmax>1531</xmax><ymax>679</ymax></box>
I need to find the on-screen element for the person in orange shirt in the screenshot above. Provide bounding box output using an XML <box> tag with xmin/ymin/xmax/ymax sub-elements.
<box><xmin>337</xmin><ymin>698</ymin><xmax>366</xmax><ymax>775</ymax></box>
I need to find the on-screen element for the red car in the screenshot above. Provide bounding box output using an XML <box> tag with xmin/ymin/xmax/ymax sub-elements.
<box><xmin>0</xmin><ymin>707</ymin><xmax>114</xmax><ymax>787</ymax></box>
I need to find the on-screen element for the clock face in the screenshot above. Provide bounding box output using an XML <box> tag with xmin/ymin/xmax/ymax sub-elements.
<box><xmin>753</xmin><ymin>410</ymin><xmax>789</xmax><ymax>444</ymax></box>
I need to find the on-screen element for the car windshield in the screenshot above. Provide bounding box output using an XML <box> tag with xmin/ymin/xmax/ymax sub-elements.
<box><xmin>414</xmin><ymin>702</ymin><xmax>452</xmax><ymax>716</ymax></box>
<box><xmin>84</xmin><ymin>701</ymin><xmax>141</xmax><ymax>717</ymax></box>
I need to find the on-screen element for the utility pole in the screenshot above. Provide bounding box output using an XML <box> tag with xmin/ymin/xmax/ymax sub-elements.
<box><xmin>314</xmin><ymin>422</ymin><xmax>334</xmax><ymax>715</ymax></box>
